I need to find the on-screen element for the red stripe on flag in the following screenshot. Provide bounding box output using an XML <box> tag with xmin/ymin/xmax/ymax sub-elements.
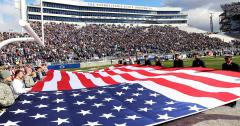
<box><xmin>57</xmin><ymin>71</ymin><xmax>72</xmax><ymax>91</ymax></box>
<box><xmin>210</xmin><ymin>70</ymin><xmax>240</xmax><ymax>78</ymax></box>
<box><xmin>31</xmin><ymin>70</ymin><xmax>54</xmax><ymax>92</ymax></box>
<box><xmin>74</xmin><ymin>72</ymin><xmax>97</xmax><ymax>88</ymax></box>
<box><xmin>91</xmin><ymin>72</ymin><xmax>102</xmax><ymax>78</ymax></box>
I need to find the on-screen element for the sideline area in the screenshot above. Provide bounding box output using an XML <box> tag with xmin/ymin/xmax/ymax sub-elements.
<box><xmin>64</xmin><ymin>56</ymin><xmax>240</xmax><ymax>72</ymax></box>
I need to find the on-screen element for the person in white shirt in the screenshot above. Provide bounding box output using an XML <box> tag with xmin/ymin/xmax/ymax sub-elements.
<box><xmin>11</xmin><ymin>70</ymin><xmax>31</xmax><ymax>98</ymax></box>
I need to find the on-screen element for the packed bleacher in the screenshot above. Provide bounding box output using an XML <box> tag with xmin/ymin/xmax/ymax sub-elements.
<box><xmin>0</xmin><ymin>22</ymin><xmax>236</xmax><ymax>65</ymax></box>
<box><xmin>221</xmin><ymin>2</ymin><xmax>240</xmax><ymax>17</ymax></box>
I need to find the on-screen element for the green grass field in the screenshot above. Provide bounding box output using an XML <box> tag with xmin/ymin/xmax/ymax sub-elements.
<box><xmin>65</xmin><ymin>56</ymin><xmax>240</xmax><ymax>72</ymax></box>
<box><xmin>163</xmin><ymin>56</ymin><xmax>240</xmax><ymax>69</ymax></box>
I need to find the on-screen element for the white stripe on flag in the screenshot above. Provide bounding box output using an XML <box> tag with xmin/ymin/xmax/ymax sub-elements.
<box><xmin>67</xmin><ymin>72</ymin><xmax>86</xmax><ymax>89</ymax></box>
<box><xmin>42</xmin><ymin>71</ymin><xmax>61</xmax><ymax>91</ymax></box>
<box><xmin>83</xmin><ymin>73</ymin><xmax>109</xmax><ymax>86</ymax></box>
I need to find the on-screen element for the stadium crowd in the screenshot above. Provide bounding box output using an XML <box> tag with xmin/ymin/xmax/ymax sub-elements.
<box><xmin>0</xmin><ymin>22</ymin><xmax>236</xmax><ymax>65</ymax></box>
<box><xmin>221</xmin><ymin>2</ymin><xmax>240</xmax><ymax>16</ymax></box>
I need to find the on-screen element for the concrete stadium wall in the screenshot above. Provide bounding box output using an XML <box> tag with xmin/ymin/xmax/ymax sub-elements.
<box><xmin>80</xmin><ymin>60</ymin><xmax>118</xmax><ymax>68</ymax></box>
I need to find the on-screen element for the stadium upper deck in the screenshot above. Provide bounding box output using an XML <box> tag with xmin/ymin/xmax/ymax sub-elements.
<box><xmin>220</xmin><ymin>2</ymin><xmax>240</xmax><ymax>33</ymax></box>
<box><xmin>27</xmin><ymin>0</ymin><xmax>188</xmax><ymax>25</ymax></box>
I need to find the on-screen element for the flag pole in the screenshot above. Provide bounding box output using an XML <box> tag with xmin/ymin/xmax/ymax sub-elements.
<box><xmin>40</xmin><ymin>0</ymin><xmax>45</xmax><ymax>44</ymax></box>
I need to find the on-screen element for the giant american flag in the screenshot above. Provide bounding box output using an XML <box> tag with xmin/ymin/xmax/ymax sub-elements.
<box><xmin>0</xmin><ymin>65</ymin><xmax>240</xmax><ymax>126</ymax></box>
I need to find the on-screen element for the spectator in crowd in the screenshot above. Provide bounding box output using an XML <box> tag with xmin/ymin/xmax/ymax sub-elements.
<box><xmin>24</xmin><ymin>67</ymin><xmax>35</xmax><ymax>88</ymax></box>
<box><xmin>41</xmin><ymin>64</ymin><xmax>48</xmax><ymax>76</ymax></box>
<box><xmin>0</xmin><ymin>70</ymin><xmax>15</xmax><ymax>107</ymax></box>
<box><xmin>35</xmin><ymin>67</ymin><xmax>43</xmax><ymax>81</ymax></box>
<box><xmin>11</xmin><ymin>70</ymin><xmax>31</xmax><ymax>98</ymax></box>
<box><xmin>192</xmin><ymin>53</ymin><xmax>205</xmax><ymax>67</ymax></box>
<box><xmin>173</xmin><ymin>53</ymin><xmax>184</xmax><ymax>68</ymax></box>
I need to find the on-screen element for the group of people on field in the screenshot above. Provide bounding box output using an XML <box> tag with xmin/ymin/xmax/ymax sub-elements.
<box><xmin>0</xmin><ymin>64</ymin><xmax>48</xmax><ymax>108</ymax></box>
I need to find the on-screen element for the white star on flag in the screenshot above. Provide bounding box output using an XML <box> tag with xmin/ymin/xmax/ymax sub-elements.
<box><xmin>112</xmin><ymin>105</ymin><xmax>126</xmax><ymax>112</ymax></box>
<box><xmin>0</xmin><ymin>120</ymin><xmax>21</xmax><ymax>126</ymax></box>
<box><xmin>125</xmin><ymin>115</ymin><xmax>141</xmax><ymax>120</ymax></box>
<box><xmin>114</xmin><ymin>123</ymin><xmax>127</xmax><ymax>126</ymax></box>
<box><xmin>115</xmin><ymin>92</ymin><xmax>125</xmax><ymax>96</ymax></box>
<box><xmin>38</xmin><ymin>96</ymin><xmax>49</xmax><ymax>100</ymax></box>
<box><xmin>83</xmin><ymin>121</ymin><xmax>102</xmax><ymax>126</ymax></box>
<box><xmin>74</xmin><ymin>101</ymin><xmax>86</xmax><ymax>105</ymax></box>
<box><xmin>77</xmin><ymin>110</ymin><xmax>92</xmax><ymax>116</ymax></box>
<box><xmin>52</xmin><ymin>118</ymin><xmax>70</xmax><ymax>125</ymax></box>
<box><xmin>30</xmin><ymin>113</ymin><xmax>47</xmax><ymax>119</ymax></box>
<box><xmin>92</xmin><ymin>103</ymin><xmax>104</xmax><ymax>108</ymax></box>
<box><xmin>24</xmin><ymin>94</ymin><xmax>34</xmax><ymax>96</ymax></box>
<box><xmin>71</xmin><ymin>93</ymin><xmax>80</xmax><ymax>97</ymax></box>
<box><xmin>163</xmin><ymin>107</ymin><xmax>176</xmax><ymax>111</ymax></box>
<box><xmin>125</xmin><ymin>98</ymin><xmax>136</xmax><ymax>103</ymax></box>
<box><xmin>100</xmin><ymin>113</ymin><xmax>115</xmax><ymax>119</ymax></box>
<box><xmin>132</xmin><ymin>93</ymin><xmax>141</xmax><ymax>97</ymax></box>
<box><xmin>138</xmin><ymin>107</ymin><xmax>152</xmax><ymax>112</ymax></box>
<box><xmin>97</xmin><ymin>90</ymin><xmax>106</xmax><ymax>94</ymax></box>
<box><xmin>137</xmin><ymin>87</ymin><xmax>145</xmax><ymax>91</ymax></box>
<box><xmin>122</xmin><ymin>86</ymin><xmax>130</xmax><ymax>90</ymax></box>
<box><xmin>10</xmin><ymin>109</ymin><xmax>27</xmax><ymax>114</ymax></box>
<box><xmin>188</xmin><ymin>105</ymin><xmax>203</xmax><ymax>112</ymax></box>
<box><xmin>52</xmin><ymin>107</ymin><xmax>67</xmax><ymax>112</ymax></box>
<box><xmin>166</xmin><ymin>101</ymin><xmax>176</xmax><ymax>105</ymax></box>
<box><xmin>20</xmin><ymin>100</ymin><xmax>31</xmax><ymax>104</ymax></box>
<box><xmin>35</xmin><ymin>104</ymin><xmax>48</xmax><ymax>109</ymax></box>
<box><xmin>103</xmin><ymin>98</ymin><xmax>114</xmax><ymax>102</ymax></box>
<box><xmin>144</xmin><ymin>100</ymin><xmax>156</xmax><ymax>105</ymax></box>
<box><xmin>86</xmin><ymin>95</ymin><xmax>97</xmax><ymax>100</ymax></box>
<box><xmin>54</xmin><ymin>92</ymin><xmax>63</xmax><ymax>95</ymax></box>
<box><xmin>150</xmin><ymin>93</ymin><xmax>160</xmax><ymax>97</ymax></box>
<box><xmin>157</xmin><ymin>114</ymin><xmax>173</xmax><ymax>120</ymax></box>
<box><xmin>53</xmin><ymin>99</ymin><xmax>65</xmax><ymax>103</ymax></box>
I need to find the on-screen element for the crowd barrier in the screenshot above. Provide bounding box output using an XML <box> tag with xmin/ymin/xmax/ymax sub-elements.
<box><xmin>47</xmin><ymin>63</ymin><xmax>80</xmax><ymax>70</ymax></box>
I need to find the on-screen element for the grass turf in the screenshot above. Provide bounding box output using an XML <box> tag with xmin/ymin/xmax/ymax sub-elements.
<box><xmin>65</xmin><ymin>56</ymin><xmax>240</xmax><ymax>72</ymax></box>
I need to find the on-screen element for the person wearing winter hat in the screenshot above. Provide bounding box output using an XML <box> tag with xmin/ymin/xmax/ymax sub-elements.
<box><xmin>0</xmin><ymin>70</ymin><xmax>15</xmax><ymax>107</ymax></box>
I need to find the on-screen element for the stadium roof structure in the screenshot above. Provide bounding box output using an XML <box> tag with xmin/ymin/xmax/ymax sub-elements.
<box><xmin>31</xmin><ymin>0</ymin><xmax>183</xmax><ymax>12</ymax></box>
<box><xmin>27</xmin><ymin>0</ymin><xmax>188</xmax><ymax>25</ymax></box>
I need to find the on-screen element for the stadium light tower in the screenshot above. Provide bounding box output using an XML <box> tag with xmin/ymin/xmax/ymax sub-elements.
<box><xmin>40</xmin><ymin>0</ymin><xmax>45</xmax><ymax>44</ymax></box>
<box><xmin>210</xmin><ymin>13</ymin><xmax>214</xmax><ymax>33</ymax></box>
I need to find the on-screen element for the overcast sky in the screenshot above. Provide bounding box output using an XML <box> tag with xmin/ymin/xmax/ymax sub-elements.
<box><xmin>0</xmin><ymin>0</ymin><xmax>239</xmax><ymax>32</ymax></box>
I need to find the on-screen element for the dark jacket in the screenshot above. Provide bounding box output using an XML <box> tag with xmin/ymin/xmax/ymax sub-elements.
<box><xmin>222</xmin><ymin>62</ymin><xmax>239</xmax><ymax>72</ymax></box>
<box><xmin>155</xmin><ymin>60</ymin><xmax>162</xmax><ymax>67</ymax></box>
<box><xmin>144</xmin><ymin>59</ymin><xmax>151</xmax><ymax>66</ymax></box>
<box><xmin>173</xmin><ymin>59</ymin><xmax>184</xmax><ymax>67</ymax></box>
<box><xmin>192</xmin><ymin>59</ymin><xmax>205</xmax><ymax>67</ymax></box>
